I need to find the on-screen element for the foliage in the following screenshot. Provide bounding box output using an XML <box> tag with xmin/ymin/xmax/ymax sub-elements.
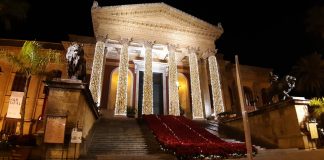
<box><xmin>305</xmin><ymin>5</ymin><xmax>324</xmax><ymax>38</ymax></box>
<box><xmin>291</xmin><ymin>52</ymin><xmax>324</xmax><ymax>98</ymax></box>
<box><xmin>309</xmin><ymin>97</ymin><xmax>324</xmax><ymax>117</ymax></box>
<box><xmin>0</xmin><ymin>0</ymin><xmax>30</xmax><ymax>31</ymax></box>
<box><xmin>0</xmin><ymin>41</ymin><xmax>60</xmax><ymax>135</ymax></box>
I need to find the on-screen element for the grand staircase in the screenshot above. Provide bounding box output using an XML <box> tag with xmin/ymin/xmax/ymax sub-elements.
<box><xmin>202</xmin><ymin>120</ymin><xmax>266</xmax><ymax>151</ymax></box>
<box><xmin>80</xmin><ymin>117</ymin><xmax>176</xmax><ymax>160</ymax></box>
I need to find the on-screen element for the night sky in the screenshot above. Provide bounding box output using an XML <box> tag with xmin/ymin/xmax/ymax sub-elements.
<box><xmin>1</xmin><ymin>0</ymin><xmax>323</xmax><ymax>76</ymax></box>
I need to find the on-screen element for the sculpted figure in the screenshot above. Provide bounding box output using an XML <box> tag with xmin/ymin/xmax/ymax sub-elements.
<box><xmin>66</xmin><ymin>43</ymin><xmax>86</xmax><ymax>81</ymax></box>
<box><xmin>262</xmin><ymin>72</ymin><xmax>296</xmax><ymax>104</ymax></box>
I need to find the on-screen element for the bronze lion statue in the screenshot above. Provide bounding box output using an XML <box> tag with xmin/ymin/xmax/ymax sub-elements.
<box><xmin>262</xmin><ymin>72</ymin><xmax>296</xmax><ymax>105</ymax></box>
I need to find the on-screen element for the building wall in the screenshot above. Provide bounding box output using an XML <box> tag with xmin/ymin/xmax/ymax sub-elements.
<box><xmin>0</xmin><ymin>43</ymin><xmax>66</xmax><ymax>134</ymax></box>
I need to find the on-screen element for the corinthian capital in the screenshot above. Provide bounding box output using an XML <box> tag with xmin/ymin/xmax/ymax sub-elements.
<box><xmin>143</xmin><ymin>41</ymin><xmax>155</xmax><ymax>49</ymax></box>
<box><xmin>120</xmin><ymin>38</ymin><xmax>132</xmax><ymax>46</ymax></box>
<box><xmin>167</xmin><ymin>43</ymin><xmax>178</xmax><ymax>53</ymax></box>
<box><xmin>187</xmin><ymin>46</ymin><xmax>199</xmax><ymax>54</ymax></box>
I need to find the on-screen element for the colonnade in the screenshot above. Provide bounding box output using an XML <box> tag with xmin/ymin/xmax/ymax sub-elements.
<box><xmin>89</xmin><ymin>38</ymin><xmax>225</xmax><ymax>119</ymax></box>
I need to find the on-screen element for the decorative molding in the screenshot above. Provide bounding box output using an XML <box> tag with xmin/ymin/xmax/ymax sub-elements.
<box><xmin>92</xmin><ymin>3</ymin><xmax>223</xmax><ymax>40</ymax></box>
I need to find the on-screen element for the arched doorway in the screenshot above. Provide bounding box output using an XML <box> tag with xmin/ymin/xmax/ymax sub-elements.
<box><xmin>178</xmin><ymin>73</ymin><xmax>190</xmax><ymax>118</ymax></box>
<box><xmin>107</xmin><ymin>68</ymin><xmax>133</xmax><ymax>116</ymax></box>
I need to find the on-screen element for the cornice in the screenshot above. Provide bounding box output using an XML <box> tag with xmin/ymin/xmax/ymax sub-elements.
<box><xmin>92</xmin><ymin>3</ymin><xmax>223</xmax><ymax>39</ymax></box>
<box><xmin>97</xmin><ymin>17</ymin><xmax>219</xmax><ymax>39</ymax></box>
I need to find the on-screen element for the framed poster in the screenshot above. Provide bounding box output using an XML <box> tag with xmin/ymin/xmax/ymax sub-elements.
<box><xmin>44</xmin><ymin>115</ymin><xmax>67</xmax><ymax>144</ymax></box>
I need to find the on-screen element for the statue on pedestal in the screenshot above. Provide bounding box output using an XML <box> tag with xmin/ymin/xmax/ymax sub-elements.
<box><xmin>66</xmin><ymin>42</ymin><xmax>86</xmax><ymax>82</ymax></box>
<box><xmin>262</xmin><ymin>72</ymin><xmax>296</xmax><ymax>104</ymax></box>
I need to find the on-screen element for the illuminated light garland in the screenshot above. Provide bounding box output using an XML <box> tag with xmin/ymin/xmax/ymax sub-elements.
<box><xmin>115</xmin><ymin>39</ymin><xmax>130</xmax><ymax>115</ymax></box>
<box><xmin>208</xmin><ymin>55</ymin><xmax>225</xmax><ymax>118</ymax></box>
<box><xmin>188</xmin><ymin>48</ymin><xmax>203</xmax><ymax>119</ymax></box>
<box><xmin>89</xmin><ymin>41</ymin><xmax>105</xmax><ymax>106</ymax></box>
<box><xmin>167</xmin><ymin>44</ymin><xmax>180</xmax><ymax>116</ymax></box>
<box><xmin>142</xmin><ymin>41</ymin><xmax>154</xmax><ymax>114</ymax></box>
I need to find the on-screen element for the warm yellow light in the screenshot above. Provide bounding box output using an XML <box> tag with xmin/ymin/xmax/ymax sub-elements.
<box><xmin>208</xmin><ymin>55</ymin><xmax>225</xmax><ymax>119</ymax></box>
<box><xmin>188</xmin><ymin>49</ymin><xmax>203</xmax><ymax>119</ymax></box>
<box><xmin>89</xmin><ymin>41</ymin><xmax>105</xmax><ymax>107</ymax></box>
<box><xmin>142</xmin><ymin>41</ymin><xmax>154</xmax><ymax>115</ymax></box>
<box><xmin>168</xmin><ymin>44</ymin><xmax>180</xmax><ymax>116</ymax></box>
<box><xmin>115</xmin><ymin>39</ymin><xmax>130</xmax><ymax>115</ymax></box>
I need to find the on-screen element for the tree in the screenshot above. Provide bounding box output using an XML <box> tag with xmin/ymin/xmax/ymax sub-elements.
<box><xmin>0</xmin><ymin>41</ymin><xmax>60</xmax><ymax>135</ymax></box>
<box><xmin>291</xmin><ymin>52</ymin><xmax>324</xmax><ymax>98</ymax></box>
<box><xmin>0</xmin><ymin>0</ymin><xmax>30</xmax><ymax>31</ymax></box>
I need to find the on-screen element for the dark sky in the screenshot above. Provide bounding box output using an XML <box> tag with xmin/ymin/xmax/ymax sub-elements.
<box><xmin>1</xmin><ymin>0</ymin><xmax>323</xmax><ymax>76</ymax></box>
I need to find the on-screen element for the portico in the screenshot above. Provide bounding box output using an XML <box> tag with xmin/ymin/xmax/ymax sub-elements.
<box><xmin>89</xmin><ymin>2</ymin><xmax>225</xmax><ymax>119</ymax></box>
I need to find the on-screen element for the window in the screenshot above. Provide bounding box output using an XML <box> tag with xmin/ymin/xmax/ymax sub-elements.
<box><xmin>2</xmin><ymin>118</ymin><xmax>18</xmax><ymax>134</ymax></box>
<box><xmin>11</xmin><ymin>72</ymin><xmax>26</xmax><ymax>92</ymax></box>
<box><xmin>243</xmin><ymin>86</ymin><xmax>254</xmax><ymax>106</ymax></box>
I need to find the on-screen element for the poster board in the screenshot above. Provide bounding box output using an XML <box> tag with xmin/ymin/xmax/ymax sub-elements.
<box><xmin>44</xmin><ymin>115</ymin><xmax>67</xmax><ymax>143</ymax></box>
<box><xmin>7</xmin><ymin>91</ymin><xmax>24</xmax><ymax>118</ymax></box>
<box><xmin>309</xmin><ymin>122</ymin><xmax>319</xmax><ymax>139</ymax></box>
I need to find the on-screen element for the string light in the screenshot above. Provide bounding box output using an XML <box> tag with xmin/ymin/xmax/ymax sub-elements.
<box><xmin>89</xmin><ymin>41</ymin><xmax>105</xmax><ymax>106</ymax></box>
<box><xmin>115</xmin><ymin>39</ymin><xmax>130</xmax><ymax>115</ymax></box>
<box><xmin>188</xmin><ymin>48</ymin><xmax>203</xmax><ymax>119</ymax></box>
<box><xmin>168</xmin><ymin>44</ymin><xmax>180</xmax><ymax>115</ymax></box>
<box><xmin>208</xmin><ymin>55</ymin><xmax>225</xmax><ymax>118</ymax></box>
<box><xmin>142</xmin><ymin>41</ymin><xmax>154</xmax><ymax>114</ymax></box>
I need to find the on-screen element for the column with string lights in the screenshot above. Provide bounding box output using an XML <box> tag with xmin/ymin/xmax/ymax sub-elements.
<box><xmin>142</xmin><ymin>41</ymin><xmax>154</xmax><ymax>115</ymax></box>
<box><xmin>115</xmin><ymin>38</ymin><xmax>131</xmax><ymax>115</ymax></box>
<box><xmin>167</xmin><ymin>44</ymin><xmax>180</xmax><ymax>115</ymax></box>
<box><xmin>188</xmin><ymin>47</ymin><xmax>203</xmax><ymax>119</ymax></box>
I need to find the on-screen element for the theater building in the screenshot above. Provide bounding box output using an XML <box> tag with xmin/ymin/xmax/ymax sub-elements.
<box><xmin>0</xmin><ymin>3</ymin><xmax>271</xmax><ymax>135</ymax></box>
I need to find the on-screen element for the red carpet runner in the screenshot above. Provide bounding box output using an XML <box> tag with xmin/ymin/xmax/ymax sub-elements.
<box><xmin>143</xmin><ymin>115</ymin><xmax>256</xmax><ymax>159</ymax></box>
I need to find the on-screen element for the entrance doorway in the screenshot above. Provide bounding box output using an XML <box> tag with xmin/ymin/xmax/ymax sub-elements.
<box><xmin>138</xmin><ymin>72</ymin><xmax>164</xmax><ymax>116</ymax></box>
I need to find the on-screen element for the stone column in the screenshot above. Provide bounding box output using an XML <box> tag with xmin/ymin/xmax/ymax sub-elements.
<box><xmin>167</xmin><ymin>44</ymin><xmax>180</xmax><ymax>116</ymax></box>
<box><xmin>89</xmin><ymin>39</ymin><xmax>105</xmax><ymax>106</ymax></box>
<box><xmin>142</xmin><ymin>41</ymin><xmax>154</xmax><ymax>115</ymax></box>
<box><xmin>208</xmin><ymin>55</ymin><xmax>225</xmax><ymax>118</ymax></box>
<box><xmin>115</xmin><ymin>38</ymin><xmax>131</xmax><ymax>115</ymax></box>
<box><xmin>188</xmin><ymin>47</ymin><xmax>204</xmax><ymax>119</ymax></box>
<box><xmin>199</xmin><ymin>58</ymin><xmax>212</xmax><ymax>118</ymax></box>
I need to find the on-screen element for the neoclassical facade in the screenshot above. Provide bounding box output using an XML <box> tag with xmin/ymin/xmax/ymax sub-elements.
<box><xmin>89</xmin><ymin>3</ymin><xmax>225</xmax><ymax>119</ymax></box>
<box><xmin>0</xmin><ymin>2</ymin><xmax>272</xmax><ymax>134</ymax></box>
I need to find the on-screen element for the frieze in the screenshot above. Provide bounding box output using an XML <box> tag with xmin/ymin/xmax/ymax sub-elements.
<box><xmin>92</xmin><ymin>3</ymin><xmax>223</xmax><ymax>39</ymax></box>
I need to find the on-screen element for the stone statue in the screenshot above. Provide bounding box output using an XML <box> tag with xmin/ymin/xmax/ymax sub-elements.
<box><xmin>66</xmin><ymin>42</ymin><xmax>86</xmax><ymax>82</ymax></box>
<box><xmin>262</xmin><ymin>72</ymin><xmax>296</xmax><ymax>104</ymax></box>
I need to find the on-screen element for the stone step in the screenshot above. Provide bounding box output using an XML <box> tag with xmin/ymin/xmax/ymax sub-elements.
<box><xmin>95</xmin><ymin>154</ymin><xmax>177</xmax><ymax>160</ymax></box>
<box><xmin>83</xmin><ymin>117</ymin><xmax>175</xmax><ymax>159</ymax></box>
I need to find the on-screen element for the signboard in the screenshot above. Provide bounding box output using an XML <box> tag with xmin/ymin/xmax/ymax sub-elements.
<box><xmin>309</xmin><ymin>122</ymin><xmax>319</xmax><ymax>139</ymax></box>
<box><xmin>71</xmin><ymin>128</ymin><xmax>82</xmax><ymax>143</ymax></box>
<box><xmin>6</xmin><ymin>91</ymin><xmax>24</xmax><ymax>118</ymax></box>
<box><xmin>44</xmin><ymin>116</ymin><xmax>67</xmax><ymax>143</ymax></box>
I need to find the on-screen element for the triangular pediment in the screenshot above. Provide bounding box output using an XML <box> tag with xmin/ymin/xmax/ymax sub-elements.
<box><xmin>92</xmin><ymin>2</ymin><xmax>223</xmax><ymax>51</ymax></box>
<box><xmin>92</xmin><ymin>3</ymin><xmax>223</xmax><ymax>38</ymax></box>
<box><xmin>110</xmin><ymin>4</ymin><xmax>216</xmax><ymax>31</ymax></box>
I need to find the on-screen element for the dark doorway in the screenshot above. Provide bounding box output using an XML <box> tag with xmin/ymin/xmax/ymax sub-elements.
<box><xmin>138</xmin><ymin>72</ymin><xmax>164</xmax><ymax>117</ymax></box>
<box><xmin>153</xmin><ymin>73</ymin><xmax>163</xmax><ymax>115</ymax></box>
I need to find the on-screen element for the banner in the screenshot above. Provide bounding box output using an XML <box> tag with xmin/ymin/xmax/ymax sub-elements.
<box><xmin>6</xmin><ymin>91</ymin><xmax>24</xmax><ymax>118</ymax></box>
